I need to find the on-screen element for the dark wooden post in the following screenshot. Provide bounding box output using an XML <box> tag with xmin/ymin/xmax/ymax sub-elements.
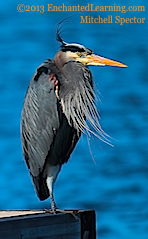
<box><xmin>0</xmin><ymin>210</ymin><xmax>96</xmax><ymax>239</ymax></box>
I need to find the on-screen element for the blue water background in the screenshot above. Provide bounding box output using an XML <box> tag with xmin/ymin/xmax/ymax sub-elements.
<box><xmin>0</xmin><ymin>0</ymin><xmax>148</xmax><ymax>238</ymax></box>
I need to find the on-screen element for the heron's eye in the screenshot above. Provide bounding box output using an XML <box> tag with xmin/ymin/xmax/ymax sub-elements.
<box><xmin>78</xmin><ymin>53</ymin><xmax>84</xmax><ymax>58</ymax></box>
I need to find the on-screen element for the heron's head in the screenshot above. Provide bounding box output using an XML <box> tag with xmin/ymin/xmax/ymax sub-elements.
<box><xmin>54</xmin><ymin>24</ymin><xmax>127</xmax><ymax>69</ymax></box>
<box><xmin>55</xmin><ymin>42</ymin><xmax>127</xmax><ymax>69</ymax></box>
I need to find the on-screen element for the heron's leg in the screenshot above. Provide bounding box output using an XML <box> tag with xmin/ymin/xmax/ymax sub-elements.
<box><xmin>46</xmin><ymin>176</ymin><xmax>56</xmax><ymax>214</ymax></box>
<box><xmin>46</xmin><ymin>164</ymin><xmax>61</xmax><ymax>213</ymax></box>
<box><xmin>50</xmin><ymin>192</ymin><xmax>57</xmax><ymax>214</ymax></box>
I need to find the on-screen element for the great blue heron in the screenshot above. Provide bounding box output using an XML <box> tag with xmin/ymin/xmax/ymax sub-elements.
<box><xmin>21</xmin><ymin>20</ymin><xmax>127</xmax><ymax>213</ymax></box>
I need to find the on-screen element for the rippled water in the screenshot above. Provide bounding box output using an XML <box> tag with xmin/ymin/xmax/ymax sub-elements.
<box><xmin>0</xmin><ymin>0</ymin><xmax>148</xmax><ymax>238</ymax></box>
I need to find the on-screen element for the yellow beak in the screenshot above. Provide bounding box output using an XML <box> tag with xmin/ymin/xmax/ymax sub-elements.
<box><xmin>86</xmin><ymin>54</ymin><xmax>127</xmax><ymax>67</ymax></box>
<box><xmin>68</xmin><ymin>51</ymin><xmax>127</xmax><ymax>67</ymax></box>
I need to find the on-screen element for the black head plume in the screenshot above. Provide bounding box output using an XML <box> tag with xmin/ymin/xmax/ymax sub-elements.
<box><xmin>56</xmin><ymin>15</ymin><xmax>93</xmax><ymax>54</ymax></box>
<box><xmin>56</xmin><ymin>15</ymin><xmax>75</xmax><ymax>47</ymax></box>
<box><xmin>56</xmin><ymin>21</ymin><xmax>65</xmax><ymax>46</ymax></box>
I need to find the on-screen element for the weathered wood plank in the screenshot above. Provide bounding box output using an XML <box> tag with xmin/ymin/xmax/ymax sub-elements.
<box><xmin>80</xmin><ymin>210</ymin><xmax>96</xmax><ymax>239</ymax></box>
<box><xmin>0</xmin><ymin>210</ymin><xmax>45</xmax><ymax>218</ymax></box>
<box><xmin>0</xmin><ymin>210</ymin><xmax>96</xmax><ymax>239</ymax></box>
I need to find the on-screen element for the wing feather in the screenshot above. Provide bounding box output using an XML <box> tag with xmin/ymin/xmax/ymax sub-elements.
<box><xmin>21</xmin><ymin>65</ymin><xmax>59</xmax><ymax>177</ymax></box>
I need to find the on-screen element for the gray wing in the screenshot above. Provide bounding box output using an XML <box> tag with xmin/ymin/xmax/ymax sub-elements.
<box><xmin>21</xmin><ymin>64</ymin><xmax>60</xmax><ymax>178</ymax></box>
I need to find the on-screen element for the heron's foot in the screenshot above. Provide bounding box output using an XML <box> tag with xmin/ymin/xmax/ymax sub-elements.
<box><xmin>44</xmin><ymin>208</ymin><xmax>53</xmax><ymax>214</ymax></box>
<box><xmin>44</xmin><ymin>208</ymin><xmax>57</xmax><ymax>214</ymax></box>
<box><xmin>56</xmin><ymin>209</ymin><xmax>80</xmax><ymax>220</ymax></box>
<box><xmin>45</xmin><ymin>207</ymin><xmax>57</xmax><ymax>214</ymax></box>
<box><xmin>44</xmin><ymin>209</ymin><xmax>79</xmax><ymax>220</ymax></box>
